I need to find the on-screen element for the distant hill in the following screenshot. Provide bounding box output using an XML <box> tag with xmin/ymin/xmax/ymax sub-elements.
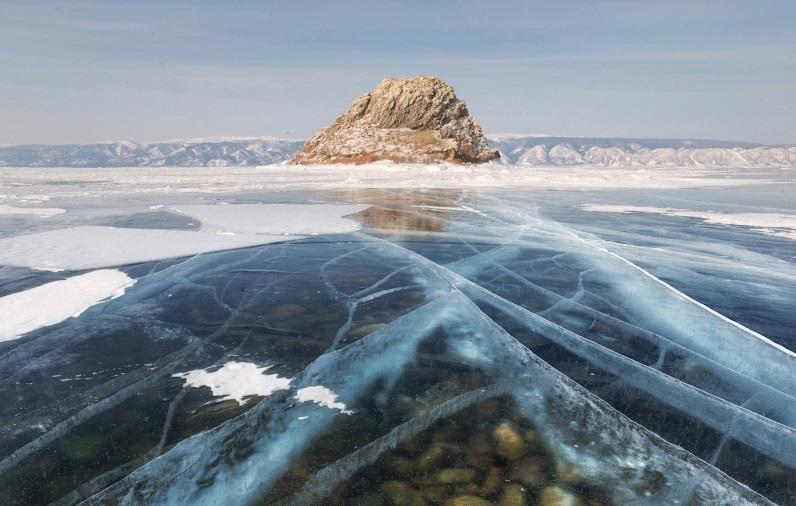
<box><xmin>487</xmin><ymin>135</ymin><xmax>796</xmax><ymax>167</ymax></box>
<box><xmin>1</xmin><ymin>135</ymin><xmax>794</xmax><ymax>168</ymax></box>
<box><xmin>0</xmin><ymin>138</ymin><xmax>303</xmax><ymax>167</ymax></box>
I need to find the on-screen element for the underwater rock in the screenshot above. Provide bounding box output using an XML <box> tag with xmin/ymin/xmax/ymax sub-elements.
<box><xmin>498</xmin><ymin>484</ymin><xmax>528</xmax><ymax>506</ymax></box>
<box><xmin>416</xmin><ymin>445</ymin><xmax>446</xmax><ymax>471</ymax></box>
<box><xmin>493</xmin><ymin>421</ymin><xmax>527</xmax><ymax>460</ymax></box>
<box><xmin>435</xmin><ymin>468</ymin><xmax>476</xmax><ymax>484</ymax></box>
<box><xmin>510</xmin><ymin>456</ymin><xmax>551</xmax><ymax>488</ymax></box>
<box><xmin>479</xmin><ymin>466</ymin><xmax>503</xmax><ymax>496</ymax></box>
<box><xmin>443</xmin><ymin>496</ymin><xmax>492</xmax><ymax>506</ymax></box>
<box><xmin>290</xmin><ymin>76</ymin><xmax>500</xmax><ymax>165</ymax></box>
<box><xmin>380</xmin><ymin>480</ymin><xmax>427</xmax><ymax>506</ymax></box>
<box><xmin>539</xmin><ymin>486</ymin><xmax>581</xmax><ymax>506</ymax></box>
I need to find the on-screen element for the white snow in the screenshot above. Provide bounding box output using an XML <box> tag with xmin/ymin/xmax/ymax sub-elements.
<box><xmin>581</xmin><ymin>205</ymin><xmax>796</xmax><ymax>240</ymax></box>
<box><xmin>173</xmin><ymin>361</ymin><xmax>291</xmax><ymax>405</ymax></box>
<box><xmin>0</xmin><ymin>269</ymin><xmax>135</xmax><ymax>342</ymax></box>
<box><xmin>0</xmin><ymin>205</ymin><xmax>65</xmax><ymax>217</ymax></box>
<box><xmin>0</xmin><ymin>204</ymin><xmax>367</xmax><ymax>271</ymax></box>
<box><xmin>294</xmin><ymin>385</ymin><xmax>353</xmax><ymax>414</ymax></box>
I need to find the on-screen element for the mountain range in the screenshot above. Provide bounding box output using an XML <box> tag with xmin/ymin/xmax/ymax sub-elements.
<box><xmin>1</xmin><ymin>135</ymin><xmax>794</xmax><ymax>168</ymax></box>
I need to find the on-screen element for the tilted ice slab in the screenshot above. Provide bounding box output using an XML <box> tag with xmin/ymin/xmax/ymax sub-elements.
<box><xmin>0</xmin><ymin>269</ymin><xmax>135</xmax><ymax>342</ymax></box>
<box><xmin>0</xmin><ymin>204</ymin><xmax>368</xmax><ymax>271</ymax></box>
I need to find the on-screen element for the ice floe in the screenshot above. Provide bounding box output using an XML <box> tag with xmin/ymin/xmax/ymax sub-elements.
<box><xmin>0</xmin><ymin>226</ymin><xmax>298</xmax><ymax>271</ymax></box>
<box><xmin>0</xmin><ymin>204</ymin><xmax>368</xmax><ymax>270</ymax></box>
<box><xmin>581</xmin><ymin>204</ymin><xmax>796</xmax><ymax>240</ymax></box>
<box><xmin>173</xmin><ymin>361</ymin><xmax>291</xmax><ymax>405</ymax></box>
<box><xmin>0</xmin><ymin>269</ymin><xmax>135</xmax><ymax>342</ymax></box>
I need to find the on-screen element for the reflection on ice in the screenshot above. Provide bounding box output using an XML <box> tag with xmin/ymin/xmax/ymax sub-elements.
<box><xmin>0</xmin><ymin>187</ymin><xmax>794</xmax><ymax>505</ymax></box>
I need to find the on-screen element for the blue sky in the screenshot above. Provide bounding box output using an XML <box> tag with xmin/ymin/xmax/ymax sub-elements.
<box><xmin>1</xmin><ymin>0</ymin><xmax>795</xmax><ymax>144</ymax></box>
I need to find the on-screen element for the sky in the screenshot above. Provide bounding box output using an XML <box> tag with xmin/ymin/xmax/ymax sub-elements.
<box><xmin>1</xmin><ymin>0</ymin><xmax>795</xmax><ymax>145</ymax></box>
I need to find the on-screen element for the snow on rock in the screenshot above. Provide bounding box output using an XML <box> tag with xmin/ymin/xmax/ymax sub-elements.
<box><xmin>581</xmin><ymin>204</ymin><xmax>796</xmax><ymax>240</ymax></box>
<box><xmin>290</xmin><ymin>76</ymin><xmax>500</xmax><ymax>164</ymax></box>
<box><xmin>0</xmin><ymin>204</ymin><xmax>65</xmax><ymax>217</ymax></box>
<box><xmin>295</xmin><ymin>386</ymin><xmax>353</xmax><ymax>414</ymax></box>
<box><xmin>0</xmin><ymin>269</ymin><xmax>135</xmax><ymax>342</ymax></box>
<box><xmin>173</xmin><ymin>362</ymin><xmax>292</xmax><ymax>405</ymax></box>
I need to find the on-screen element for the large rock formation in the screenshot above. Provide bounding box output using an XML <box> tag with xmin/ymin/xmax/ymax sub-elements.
<box><xmin>290</xmin><ymin>76</ymin><xmax>500</xmax><ymax>165</ymax></box>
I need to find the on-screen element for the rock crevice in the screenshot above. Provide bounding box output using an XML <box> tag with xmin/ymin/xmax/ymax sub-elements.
<box><xmin>290</xmin><ymin>76</ymin><xmax>500</xmax><ymax>165</ymax></box>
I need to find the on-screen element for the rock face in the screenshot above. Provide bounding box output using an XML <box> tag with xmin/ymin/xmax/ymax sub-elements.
<box><xmin>290</xmin><ymin>76</ymin><xmax>500</xmax><ymax>165</ymax></box>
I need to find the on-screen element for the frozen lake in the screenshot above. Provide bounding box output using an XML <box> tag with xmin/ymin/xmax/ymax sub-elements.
<box><xmin>0</xmin><ymin>165</ymin><xmax>794</xmax><ymax>505</ymax></box>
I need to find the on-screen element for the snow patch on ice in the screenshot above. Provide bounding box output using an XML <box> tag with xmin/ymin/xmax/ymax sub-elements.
<box><xmin>169</xmin><ymin>203</ymin><xmax>369</xmax><ymax>235</ymax></box>
<box><xmin>581</xmin><ymin>204</ymin><xmax>796</xmax><ymax>240</ymax></box>
<box><xmin>0</xmin><ymin>204</ymin><xmax>65</xmax><ymax>217</ymax></box>
<box><xmin>295</xmin><ymin>386</ymin><xmax>353</xmax><ymax>414</ymax></box>
<box><xmin>0</xmin><ymin>226</ymin><xmax>301</xmax><ymax>271</ymax></box>
<box><xmin>173</xmin><ymin>361</ymin><xmax>291</xmax><ymax>405</ymax></box>
<box><xmin>0</xmin><ymin>204</ymin><xmax>367</xmax><ymax>270</ymax></box>
<box><xmin>0</xmin><ymin>269</ymin><xmax>135</xmax><ymax>342</ymax></box>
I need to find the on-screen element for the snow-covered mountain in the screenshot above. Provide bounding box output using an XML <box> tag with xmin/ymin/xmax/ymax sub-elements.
<box><xmin>0</xmin><ymin>135</ymin><xmax>794</xmax><ymax>167</ymax></box>
<box><xmin>487</xmin><ymin>135</ymin><xmax>796</xmax><ymax>167</ymax></box>
<box><xmin>0</xmin><ymin>138</ymin><xmax>304</xmax><ymax>167</ymax></box>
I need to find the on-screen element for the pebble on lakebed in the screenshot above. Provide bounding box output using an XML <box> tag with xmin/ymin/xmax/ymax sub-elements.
<box><xmin>321</xmin><ymin>397</ymin><xmax>613</xmax><ymax>505</ymax></box>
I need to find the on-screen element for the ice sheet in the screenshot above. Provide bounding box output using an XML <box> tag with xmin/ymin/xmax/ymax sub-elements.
<box><xmin>0</xmin><ymin>269</ymin><xmax>134</xmax><ymax>341</ymax></box>
<box><xmin>0</xmin><ymin>178</ymin><xmax>794</xmax><ymax>506</ymax></box>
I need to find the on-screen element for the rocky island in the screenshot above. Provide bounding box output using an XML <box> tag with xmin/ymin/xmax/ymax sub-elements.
<box><xmin>290</xmin><ymin>76</ymin><xmax>500</xmax><ymax>165</ymax></box>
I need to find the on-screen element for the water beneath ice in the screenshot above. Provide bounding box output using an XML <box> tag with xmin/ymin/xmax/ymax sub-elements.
<box><xmin>0</xmin><ymin>182</ymin><xmax>795</xmax><ymax>506</ymax></box>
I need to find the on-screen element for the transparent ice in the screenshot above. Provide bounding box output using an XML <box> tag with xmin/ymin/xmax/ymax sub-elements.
<box><xmin>0</xmin><ymin>182</ymin><xmax>794</xmax><ymax>505</ymax></box>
